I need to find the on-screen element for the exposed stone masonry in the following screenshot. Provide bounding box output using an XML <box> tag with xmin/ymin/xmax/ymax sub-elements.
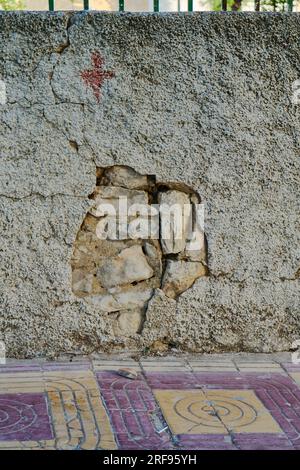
<box><xmin>71</xmin><ymin>166</ymin><xmax>208</xmax><ymax>338</ymax></box>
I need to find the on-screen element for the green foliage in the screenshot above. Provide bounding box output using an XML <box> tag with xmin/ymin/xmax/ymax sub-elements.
<box><xmin>261</xmin><ymin>0</ymin><xmax>289</xmax><ymax>11</ymax></box>
<box><xmin>209</xmin><ymin>0</ymin><xmax>291</xmax><ymax>10</ymax></box>
<box><xmin>0</xmin><ymin>0</ymin><xmax>25</xmax><ymax>10</ymax></box>
<box><xmin>210</xmin><ymin>0</ymin><xmax>243</xmax><ymax>10</ymax></box>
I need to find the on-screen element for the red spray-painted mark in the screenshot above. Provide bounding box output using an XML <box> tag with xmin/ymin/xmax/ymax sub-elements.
<box><xmin>80</xmin><ymin>52</ymin><xmax>115</xmax><ymax>102</ymax></box>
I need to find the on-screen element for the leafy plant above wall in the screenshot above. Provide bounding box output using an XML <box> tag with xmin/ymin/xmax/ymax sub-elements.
<box><xmin>261</xmin><ymin>0</ymin><xmax>289</xmax><ymax>11</ymax></box>
<box><xmin>210</xmin><ymin>0</ymin><xmax>290</xmax><ymax>10</ymax></box>
<box><xmin>210</xmin><ymin>0</ymin><xmax>243</xmax><ymax>10</ymax></box>
<box><xmin>0</xmin><ymin>0</ymin><xmax>25</xmax><ymax>10</ymax></box>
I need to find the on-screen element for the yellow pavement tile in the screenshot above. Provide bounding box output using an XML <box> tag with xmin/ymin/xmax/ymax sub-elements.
<box><xmin>154</xmin><ymin>389</ymin><xmax>229</xmax><ymax>434</ymax></box>
<box><xmin>204</xmin><ymin>390</ymin><xmax>282</xmax><ymax>434</ymax></box>
<box><xmin>0</xmin><ymin>440</ymin><xmax>55</xmax><ymax>450</ymax></box>
<box><xmin>0</xmin><ymin>368</ymin><xmax>116</xmax><ymax>450</ymax></box>
<box><xmin>154</xmin><ymin>389</ymin><xmax>282</xmax><ymax>435</ymax></box>
<box><xmin>0</xmin><ymin>372</ymin><xmax>45</xmax><ymax>394</ymax></box>
<box><xmin>289</xmin><ymin>372</ymin><xmax>300</xmax><ymax>385</ymax></box>
<box><xmin>44</xmin><ymin>370</ymin><xmax>100</xmax><ymax>392</ymax></box>
<box><xmin>46</xmin><ymin>374</ymin><xmax>117</xmax><ymax>450</ymax></box>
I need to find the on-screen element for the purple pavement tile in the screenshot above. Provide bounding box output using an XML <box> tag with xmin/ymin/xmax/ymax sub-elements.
<box><xmin>233</xmin><ymin>433</ymin><xmax>294</xmax><ymax>450</ymax></box>
<box><xmin>115</xmin><ymin>432</ymin><xmax>174</xmax><ymax>450</ymax></box>
<box><xmin>193</xmin><ymin>372</ymin><xmax>247</xmax><ymax>389</ymax></box>
<box><xmin>2</xmin><ymin>364</ymin><xmax>300</xmax><ymax>450</ymax></box>
<box><xmin>177</xmin><ymin>434</ymin><xmax>237</xmax><ymax>450</ymax></box>
<box><xmin>101</xmin><ymin>389</ymin><xmax>156</xmax><ymax>412</ymax></box>
<box><xmin>0</xmin><ymin>393</ymin><xmax>53</xmax><ymax>441</ymax></box>
<box><xmin>193</xmin><ymin>371</ymin><xmax>300</xmax><ymax>392</ymax></box>
<box><xmin>97</xmin><ymin>371</ymin><xmax>144</xmax><ymax>389</ymax></box>
<box><xmin>243</xmin><ymin>373</ymin><xmax>300</xmax><ymax>392</ymax></box>
<box><xmin>144</xmin><ymin>372</ymin><xmax>197</xmax><ymax>390</ymax></box>
<box><xmin>0</xmin><ymin>364</ymin><xmax>42</xmax><ymax>373</ymax></box>
<box><xmin>281</xmin><ymin>362</ymin><xmax>300</xmax><ymax>372</ymax></box>
<box><xmin>96</xmin><ymin>371</ymin><xmax>174</xmax><ymax>450</ymax></box>
<box><xmin>143</xmin><ymin>371</ymin><xmax>300</xmax><ymax>450</ymax></box>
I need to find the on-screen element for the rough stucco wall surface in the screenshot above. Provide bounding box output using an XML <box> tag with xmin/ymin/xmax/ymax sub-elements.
<box><xmin>0</xmin><ymin>11</ymin><xmax>299</xmax><ymax>358</ymax></box>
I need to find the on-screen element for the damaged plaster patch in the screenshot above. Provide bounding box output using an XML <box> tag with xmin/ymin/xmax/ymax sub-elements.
<box><xmin>71</xmin><ymin>165</ymin><xmax>208</xmax><ymax>339</ymax></box>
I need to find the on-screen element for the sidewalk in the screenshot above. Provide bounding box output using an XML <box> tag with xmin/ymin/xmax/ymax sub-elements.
<box><xmin>0</xmin><ymin>353</ymin><xmax>299</xmax><ymax>450</ymax></box>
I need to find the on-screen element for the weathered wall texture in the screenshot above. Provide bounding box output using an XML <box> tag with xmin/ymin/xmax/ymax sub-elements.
<box><xmin>0</xmin><ymin>11</ymin><xmax>299</xmax><ymax>358</ymax></box>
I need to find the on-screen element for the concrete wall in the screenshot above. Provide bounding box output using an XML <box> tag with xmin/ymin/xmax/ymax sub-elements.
<box><xmin>0</xmin><ymin>11</ymin><xmax>299</xmax><ymax>358</ymax></box>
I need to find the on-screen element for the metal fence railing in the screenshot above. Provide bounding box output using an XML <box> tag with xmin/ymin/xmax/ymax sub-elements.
<box><xmin>48</xmin><ymin>0</ymin><xmax>294</xmax><ymax>12</ymax></box>
<box><xmin>46</xmin><ymin>1</ymin><xmax>295</xmax><ymax>12</ymax></box>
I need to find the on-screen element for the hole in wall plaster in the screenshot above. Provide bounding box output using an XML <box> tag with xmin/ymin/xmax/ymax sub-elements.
<box><xmin>71</xmin><ymin>166</ymin><xmax>208</xmax><ymax>338</ymax></box>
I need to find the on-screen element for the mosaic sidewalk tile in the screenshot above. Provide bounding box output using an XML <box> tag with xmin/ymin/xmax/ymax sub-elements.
<box><xmin>1</xmin><ymin>358</ymin><xmax>300</xmax><ymax>450</ymax></box>
<box><xmin>0</xmin><ymin>364</ymin><xmax>42</xmax><ymax>374</ymax></box>
<box><xmin>96</xmin><ymin>371</ymin><xmax>174</xmax><ymax>450</ymax></box>
<box><xmin>232</xmin><ymin>433</ymin><xmax>294</xmax><ymax>450</ymax></box>
<box><xmin>177</xmin><ymin>434</ymin><xmax>237</xmax><ymax>450</ymax></box>
<box><xmin>145</xmin><ymin>371</ymin><xmax>197</xmax><ymax>390</ymax></box>
<box><xmin>143</xmin><ymin>369</ymin><xmax>300</xmax><ymax>449</ymax></box>
<box><xmin>281</xmin><ymin>362</ymin><xmax>300</xmax><ymax>372</ymax></box>
<box><xmin>193</xmin><ymin>371</ymin><xmax>299</xmax><ymax>390</ymax></box>
<box><xmin>288</xmin><ymin>372</ymin><xmax>300</xmax><ymax>386</ymax></box>
<box><xmin>0</xmin><ymin>372</ymin><xmax>45</xmax><ymax>394</ymax></box>
<box><xmin>153</xmin><ymin>389</ymin><xmax>228</xmax><ymax>435</ymax></box>
<box><xmin>0</xmin><ymin>370</ymin><xmax>116</xmax><ymax>450</ymax></box>
<box><xmin>43</xmin><ymin>370</ymin><xmax>100</xmax><ymax>392</ymax></box>
<box><xmin>0</xmin><ymin>393</ymin><xmax>53</xmax><ymax>442</ymax></box>
<box><xmin>191</xmin><ymin>371</ymin><xmax>300</xmax><ymax>448</ymax></box>
<box><xmin>154</xmin><ymin>389</ymin><xmax>281</xmax><ymax>435</ymax></box>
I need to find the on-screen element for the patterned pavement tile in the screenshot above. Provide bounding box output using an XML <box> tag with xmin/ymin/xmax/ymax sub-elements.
<box><xmin>0</xmin><ymin>393</ymin><xmax>53</xmax><ymax>442</ymax></box>
<box><xmin>176</xmin><ymin>434</ymin><xmax>237</xmax><ymax>450</ymax></box>
<box><xmin>287</xmin><ymin>372</ymin><xmax>300</xmax><ymax>386</ymax></box>
<box><xmin>0</xmin><ymin>356</ymin><xmax>300</xmax><ymax>450</ymax></box>
<box><xmin>96</xmin><ymin>371</ymin><xmax>174</xmax><ymax>450</ymax></box>
<box><xmin>153</xmin><ymin>389</ymin><xmax>229</xmax><ymax>435</ymax></box>
<box><xmin>232</xmin><ymin>433</ymin><xmax>294</xmax><ymax>450</ymax></box>
<box><xmin>281</xmin><ymin>362</ymin><xmax>300</xmax><ymax>371</ymax></box>
<box><xmin>0</xmin><ymin>368</ymin><xmax>116</xmax><ymax>450</ymax></box>
<box><xmin>141</xmin><ymin>366</ymin><xmax>300</xmax><ymax>450</ymax></box>
<box><xmin>145</xmin><ymin>371</ymin><xmax>198</xmax><ymax>390</ymax></box>
<box><xmin>154</xmin><ymin>389</ymin><xmax>281</xmax><ymax>435</ymax></box>
<box><xmin>191</xmin><ymin>371</ymin><xmax>300</xmax><ymax>449</ymax></box>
